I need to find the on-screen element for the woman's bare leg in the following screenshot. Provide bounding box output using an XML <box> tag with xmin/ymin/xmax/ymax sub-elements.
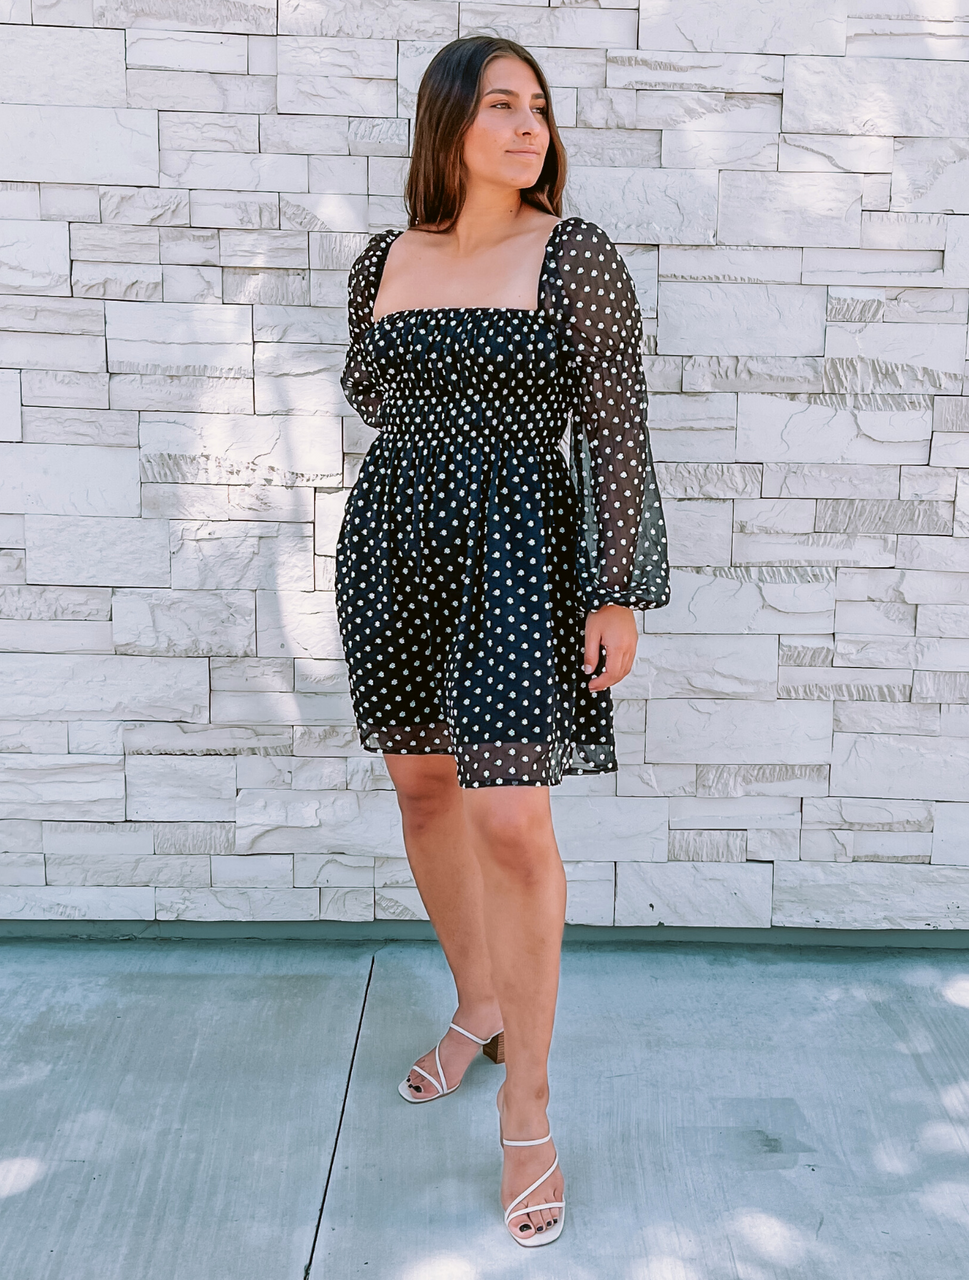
<box><xmin>384</xmin><ymin>754</ymin><xmax>502</xmax><ymax>1097</ymax></box>
<box><xmin>463</xmin><ymin>786</ymin><xmax>567</xmax><ymax>1240</ymax></box>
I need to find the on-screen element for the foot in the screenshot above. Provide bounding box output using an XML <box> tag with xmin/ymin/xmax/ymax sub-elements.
<box><xmin>497</xmin><ymin>1083</ymin><xmax>565</xmax><ymax>1241</ymax></box>
<box><xmin>403</xmin><ymin>1004</ymin><xmax>502</xmax><ymax>1100</ymax></box>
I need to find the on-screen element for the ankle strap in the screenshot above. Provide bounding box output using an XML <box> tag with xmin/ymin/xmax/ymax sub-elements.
<box><xmin>502</xmin><ymin>1132</ymin><xmax>552</xmax><ymax>1147</ymax></box>
<box><xmin>448</xmin><ymin>1020</ymin><xmax>498</xmax><ymax>1046</ymax></box>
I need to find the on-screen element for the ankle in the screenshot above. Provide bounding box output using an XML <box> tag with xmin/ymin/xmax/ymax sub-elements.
<box><xmin>453</xmin><ymin>997</ymin><xmax>502</xmax><ymax>1033</ymax></box>
<box><xmin>498</xmin><ymin>1082</ymin><xmax>550</xmax><ymax>1126</ymax></box>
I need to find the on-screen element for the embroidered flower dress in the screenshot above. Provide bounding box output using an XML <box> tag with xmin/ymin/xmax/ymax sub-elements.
<box><xmin>337</xmin><ymin>216</ymin><xmax>669</xmax><ymax>788</ymax></box>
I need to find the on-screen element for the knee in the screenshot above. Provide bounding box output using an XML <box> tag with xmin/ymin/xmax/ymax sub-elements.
<box><xmin>392</xmin><ymin>765</ymin><xmax>461</xmax><ymax>835</ymax></box>
<box><xmin>467</xmin><ymin>803</ymin><xmax>554</xmax><ymax>883</ymax></box>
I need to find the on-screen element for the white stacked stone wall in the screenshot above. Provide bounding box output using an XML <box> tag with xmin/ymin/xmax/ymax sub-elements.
<box><xmin>1</xmin><ymin>0</ymin><xmax>968</xmax><ymax>931</ymax></box>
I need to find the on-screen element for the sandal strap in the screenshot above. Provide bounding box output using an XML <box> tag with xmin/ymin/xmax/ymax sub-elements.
<box><xmin>505</xmin><ymin>1200</ymin><xmax>565</xmax><ymax>1222</ymax></box>
<box><xmin>448</xmin><ymin>1020</ymin><xmax>499</xmax><ymax>1046</ymax></box>
<box><xmin>502</xmin><ymin>1132</ymin><xmax>552</xmax><ymax>1147</ymax></box>
<box><xmin>503</xmin><ymin>1154</ymin><xmax>559</xmax><ymax>1224</ymax></box>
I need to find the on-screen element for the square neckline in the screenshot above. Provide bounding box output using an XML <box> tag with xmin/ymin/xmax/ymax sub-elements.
<box><xmin>367</xmin><ymin>215</ymin><xmax>578</xmax><ymax>332</ymax></box>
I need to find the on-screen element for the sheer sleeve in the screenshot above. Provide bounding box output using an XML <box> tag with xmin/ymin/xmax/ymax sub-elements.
<box><xmin>549</xmin><ymin>219</ymin><xmax>670</xmax><ymax>613</ymax></box>
<box><xmin>340</xmin><ymin>229</ymin><xmax>398</xmax><ymax>428</ymax></box>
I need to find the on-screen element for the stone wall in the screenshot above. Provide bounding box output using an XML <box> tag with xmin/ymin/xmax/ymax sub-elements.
<box><xmin>1</xmin><ymin>0</ymin><xmax>969</xmax><ymax>931</ymax></box>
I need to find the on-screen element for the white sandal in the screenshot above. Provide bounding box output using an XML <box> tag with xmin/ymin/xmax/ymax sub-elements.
<box><xmin>397</xmin><ymin>1022</ymin><xmax>504</xmax><ymax>1103</ymax></box>
<box><xmin>500</xmin><ymin>1131</ymin><xmax>566</xmax><ymax>1246</ymax></box>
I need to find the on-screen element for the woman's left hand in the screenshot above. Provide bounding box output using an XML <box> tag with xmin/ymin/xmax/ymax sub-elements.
<box><xmin>583</xmin><ymin>604</ymin><xmax>639</xmax><ymax>693</ymax></box>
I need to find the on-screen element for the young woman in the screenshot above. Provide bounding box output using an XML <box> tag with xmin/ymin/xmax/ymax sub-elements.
<box><xmin>337</xmin><ymin>35</ymin><xmax>669</xmax><ymax>1246</ymax></box>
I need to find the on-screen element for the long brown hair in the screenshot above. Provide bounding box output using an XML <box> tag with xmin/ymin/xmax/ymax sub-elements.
<box><xmin>405</xmin><ymin>36</ymin><xmax>567</xmax><ymax>233</ymax></box>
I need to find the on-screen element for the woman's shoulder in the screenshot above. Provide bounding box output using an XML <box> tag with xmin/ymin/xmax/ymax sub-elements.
<box><xmin>550</xmin><ymin>216</ymin><xmax>623</xmax><ymax>263</ymax></box>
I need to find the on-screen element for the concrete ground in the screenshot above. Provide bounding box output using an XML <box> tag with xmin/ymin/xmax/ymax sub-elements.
<box><xmin>2</xmin><ymin>939</ymin><xmax>969</xmax><ymax>1280</ymax></box>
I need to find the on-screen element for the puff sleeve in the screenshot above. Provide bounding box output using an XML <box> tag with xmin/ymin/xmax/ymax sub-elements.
<box><xmin>340</xmin><ymin>230</ymin><xmax>396</xmax><ymax>429</ymax></box>
<box><xmin>549</xmin><ymin>219</ymin><xmax>670</xmax><ymax>613</ymax></box>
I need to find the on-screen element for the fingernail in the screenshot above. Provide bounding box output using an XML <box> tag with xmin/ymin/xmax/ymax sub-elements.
<box><xmin>582</xmin><ymin>664</ymin><xmax>593</xmax><ymax>674</ymax></box>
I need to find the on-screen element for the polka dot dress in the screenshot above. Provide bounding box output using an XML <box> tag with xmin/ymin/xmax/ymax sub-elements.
<box><xmin>337</xmin><ymin>216</ymin><xmax>670</xmax><ymax>789</ymax></box>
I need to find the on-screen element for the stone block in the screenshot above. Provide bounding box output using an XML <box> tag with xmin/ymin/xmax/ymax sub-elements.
<box><xmin>637</xmin><ymin>0</ymin><xmax>844</xmax><ymax>53</ymax></box>
<box><xmin>1</xmin><ymin>820</ymin><xmax>43</xmax><ymax>855</ymax></box>
<box><xmin>734</xmin><ymin>532</ymin><xmax>895</xmax><ymax>567</ymax></box>
<box><xmin>735</xmin><ymin>499</ymin><xmax>816</xmax><ymax>535</ymax></box>
<box><xmin>153</xmin><ymin>821</ymin><xmax>233</xmax><ymax>855</ymax></box>
<box><xmin>210</xmin><ymin>854</ymin><xmax>291</xmax><ymax>888</ymax></box>
<box><xmin>320</xmin><ymin>887</ymin><xmax>373</xmax><ymax>921</ymax></box>
<box><xmin>209</xmin><ymin>657</ymin><xmax>293</xmax><ymax>692</ymax></box>
<box><xmin>0</xmin><ymin>619</ymin><xmax>113</xmax><ymax>654</ymax></box>
<box><xmin>170</xmin><ymin>521</ymin><xmax>312</xmax><ymax>590</ymax></box>
<box><xmin>659</xmin><ymin>283</ymin><xmax>826</xmax><ymax>357</ymax></box>
<box><xmin>71</xmin><ymin>225</ymin><xmax>159</xmax><ymax>265</ymax></box>
<box><xmin>737</xmin><ymin>394</ymin><xmax>932</xmax><ymax>465</ymax></box>
<box><xmin>617</xmin><ymin>634</ymin><xmax>777</xmax><ymax>699</ymax></box>
<box><xmin>0</xmin><ymin>853</ymin><xmax>45</xmax><ymax>886</ymax></box>
<box><xmin>159</xmin><ymin>111</ymin><xmax>257</xmax><ymax>153</ymax></box>
<box><xmin>648</xmin><ymin>699</ymin><xmax>832</xmax><ymax>764</ymax></box>
<box><xmin>640</xmin><ymin>567</ymin><xmax>834</xmax><ymax>635</ymax></box>
<box><xmin>68</xmin><ymin>723</ymin><xmax>126</xmax><ymax>754</ymax></box>
<box><xmin>803</xmin><ymin>249</ymin><xmax>943</xmax><ymax>287</ymax></box>
<box><xmin>155</xmin><ymin>888</ymin><xmax>319</xmax><ymax>920</ymax></box>
<box><xmin>260</xmin><ymin>115</ymin><xmax>349</xmax><ymax>155</ymax></box>
<box><xmin>681</xmin><ymin>356</ymin><xmax>823</xmax><ymax>394</ymax></box>
<box><xmin>211</xmin><ymin>689</ymin><xmax>352</xmax><ymax>725</ymax></box>
<box><xmin>0</xmin><ymin>446</ymin><xmax>139</xmax><ymax>517</ymax></box>
<box><xmin>0</xmin><ymin>653</ymin><xmax>208</xmax><ymax>720</ymax></box>
<box><xmin>0</xmin><ymin>221</ymin><xmax>70</xmax><ymax>297</ymax></box>
<box><xmin>126</xmin><ymin>30</ymin><xmax>248</xmax><ymax>73</ymax></box>
<box><xmin>932</xmin><ymin>803</ymin><xmax>969</xmax><ymax>866</ymax></box>
<box><xmin>0</xmin><ymin>721</ymin><xmax>68</xmax><ymax>752</ymax></box>
<box><xmin>235</xmin><ymin>788</ymin><xmax>404</xmax><ymax>856</ymax></box>
<box><xmin>779</xmin><ymin>133</ymin><xmax>893</xmax><ymax>174</ymax></box>
<box><xmin>27</xmin><ymin>515</ymin><xmax>169</xmax><ymax>584</ymax></box>
<box><xmin>139</xmin><ymin>411</ymin><xmax>342</xmax><ymax>487</ymax></box>
<box><xmin>773</xmin><ymin>862</ymin><xmax>969</xmax><ymax>928</ymax></box>
<box><xmin>669</xmin><ymin>830</ymin><xmax>747</xmax><ymax>862</ymax></box>
<box><xmin>718</xmin><ymin>172</ymin><xmax>863</xmax><ymax>248</ymax></box>
<box><xmin>696</xmin><ymin>763</ymin><xmax>829</xmax><ymax>797</ymax></box>
<box><xmin>669</xmin><ymin>797</ymin><xmax>801</xmax><ymax>830</ymax></box>
<box><xmin>110</xmin><ymin>373</ymin><xmax>253</xmax><ymax>413</ymax></box>
<box><xmin>125</xmin><ymin>755</ymin><xmax>235</xmax><ymax>821</ymax></box>
<box><xmin>0</xmin><ymin>298</ymin><xmax>102</xmax><ymax>342</ymax></box>
<box><xmin>655</xmin><ymin>463</ymin><xmax>761</xmax><ymax>500</ymax></box>
<box><xmin>930</xmin><ymin>436</ymin><xmax>969</xmax><ymax>468</ymax></box>
<box><xmin>0</xmin><ymin>332</ymin><xmax>105</xmax><ymax>374</ymax></box>
<box><xmin>252</xmin><ymin>306</ymin><xmax>345</xmax><ymax>346</ymax></box>
<box><xmin>375</xmin><ymin>887</ymin><xmax>427</xmax><ymax>922</ymax></box>
<box><xmin>0</xmin><ymin>27</ymin><xmax>125</xmax><ymax>108</ymax></box>
<box><xmin>105</xmin><ymin>300</ymin><xmax>251</xmax><ymax>379</ymax></box>
<box><xmin>0</xmin><ymin>105</ymin><xmax>158</xmax><ymax>186</ymax></box>
<box><xmin>127</xmin><ymin>71</ymin><xmax>275</xmax><ymax>114</ymax></box>
<box><xmin>746</xmin><ymin>828</ymin><xmax>800</xmax><ymax>861</ymax></box>
<box><xmin>835</xmin><ymin>601</ymin><xmax>916</xmax><ymax>636</ymax></box>
<box><xmin>220</xmin><ymin>230</ymin><xmax>308</xmax><ymax>268</ymax></box>
<box><xmin>294</xmin><ymin>853</ymin><xmax>373</xmax><ymax>888</ymax></box>
<box><xmin>779</xmin><ymin>666</ymin><xmax>913</xmax><ymax>701</ymax></box>
<box><xmin>664</xmin><ymin>499</ymin><xmax>733</xmax><ymax>567</ymax></box>
<box><xmin>161</xmin><ymin>150</ymin><xmax>307</xmax><ymax>193</ymax></box>
<box><xmin>615</xmin><ymin>860</ymin><xmax>772</xmax><ymax>927</ymax></box>
<box><xmin>162</xmin><ymin>266</ymin><xmax>223</xmax><ymax>304</ymax></box>
<box><xmin>276</xmin><ymin>75</ymin><xmax>397</xmax><ymax>118</ymax></box>
<box><xmin>658</xmin><ymin>246</ymin><xmax>800</xmax><ymax>284</ymax></box>
<box><xmin>661</xmin><ymin>131</ymin><xmax>777</xmax><ymax>170</ymax></box>
<box><xmin>189</xmin><ymin>190</ymin><xmax>278</xmax><ymax>231</ymax></box>
<box><xmin>785</xmin><ymin>55</ymin><xmax>969</xmax><ymax>137</ymax></box>
<box><xmin>824</xmin><ymin>322</ymin><xmax>965</xmax><ymax>394</ymax></box>
<box><xmin>607</xmin><ymin>49</ymin><xmax>782</xmax><ymax>92</ymax></box>
<box><xmin>763</xmin><ymin>464</ymin><xmax>900</xmax><ymax>499</ymax></box>
<box><xmin>0</xmin><ymin>886</ymin><xmax>154</xmax><ymax>919</ymax></box>
<box><xmin>71</xmin><ymin>263</ymin><xmax>164</xmax><ymax>302</ymax></box>
<box><xmin>0</xmin><ymin>753</ymin><xmax>124</xmax><ymax>820</ymax></box>
<box><xmin>113</xmin><ymin>589</ymin><xmax>255</xmax><ymax>656</ymax></box>
<box><xmin>566</xmin><ymin>167</ymin><xmax>717</xmax><ymax>245</ymax></box>
<box><xmin>900</xmin><ymin>466</ymin><xmax>957</xmax><ymax>501</ymax></box>
<box><xmin>832</xmin><ymin>732</ymin><xmax>969</xmax><ymax>800</ymax></box>
<box><xmin>101</xmin><ymin>187</ymin><xmax>190</xmax><ymax>226</ymax></box>
<box><xmin>549</xmin><ymin>796</ymin><xmax>668</xmax><ymax>862</ymax></box>
<box><xmin>46</xmin><ymin>853</ymin><xmax>208</xmax><ymax>887</ymax></box>
<box><xmin>224</xmin><ymin>270</ymin><xmax>309</xmax><ymax>306</ymax></box>
<box><xmin>254</xmin><ymin>342</ymin><xmax>348</xmax><ymax>415</ymax></box>
<box><xmin>892</xmin><ymin>139</ymin><xmax>969</xmax><ymax>214</ymax></box>
<box><xmin>616</xmin><ymin>764</ymin><xmax>695</xmax><ymax>797</ymax></box>
<box><xmin>564</xmin><ymin>863</ymin><xmax>615</xmax><ymax>926</ymax></box>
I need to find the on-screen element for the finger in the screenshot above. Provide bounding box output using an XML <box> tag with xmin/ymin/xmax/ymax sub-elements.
<box><xmin>588</xmin><ymin>645</ymin><xmax>635</xmax><ymax>692</ymax></box>
<box><xmin>582</xmin><ymin>622</ymin><xmax>600</xmax><ymax>676</ymax></box>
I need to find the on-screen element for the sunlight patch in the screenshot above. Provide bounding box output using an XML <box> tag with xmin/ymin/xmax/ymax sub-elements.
<box><xmin>729</xmin><ymin>1210</ymin><xmax>809</xmax><ymax>1266</ymax></box>
<box><xmin>629</xmin><ymin>1255</ymin><xmax>700</xmax><ymax>1280</ymax></box>
<box><xmin>0</xmin><ymin>1158</ymin><xmax>46</xmax><ymax>1198</ymax></box>
<box><xmin>400</xmin><ymin>1255</ymin><xmax>477</xmax><ymax>1280</ymax></box>
<box><xmin>941</xmin><ymin>976</ymin><xmax>969</xmax><ymax>1008</ymax></box>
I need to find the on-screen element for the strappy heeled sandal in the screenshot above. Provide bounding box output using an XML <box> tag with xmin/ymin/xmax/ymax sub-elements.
<box><xmin>397</xmin><ymin>1022</ymin><xmax>504</xmax><ymax>1103</ymax></box>
<box><xmin>500</xmin><ymin>1131</ymin><xmax>566</xmax><ymax>1246</ymax></box>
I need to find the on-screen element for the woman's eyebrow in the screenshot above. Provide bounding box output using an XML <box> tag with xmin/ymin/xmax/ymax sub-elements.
<box><xmin>482</xmin><ymin>87</ymin><xmax>546</xmax><ymax>99</ymax></box>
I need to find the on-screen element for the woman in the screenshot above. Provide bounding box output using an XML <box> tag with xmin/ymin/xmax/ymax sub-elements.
<box><xmin>337</xmin><ymin>35</ymin><xmax>669</xmax><ymax>1245</ymax></box>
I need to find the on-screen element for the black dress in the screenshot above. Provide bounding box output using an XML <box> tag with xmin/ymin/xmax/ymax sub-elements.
<box><xmin>337</xmin><ymin>216</ymin><xmax>670</xmax><ymax>789</ymax></box>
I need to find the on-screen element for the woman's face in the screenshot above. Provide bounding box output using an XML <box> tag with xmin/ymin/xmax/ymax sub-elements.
<box><xmin>462</xmin><ymin>55</ymin><xmax>550</xmax><ymax>193</ymax></box>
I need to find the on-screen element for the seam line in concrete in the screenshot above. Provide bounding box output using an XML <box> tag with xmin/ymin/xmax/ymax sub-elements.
<box><xmin>303</xmin><ymin>947</ymin><xmax>376</xmax><ymax>1280</ymax></box>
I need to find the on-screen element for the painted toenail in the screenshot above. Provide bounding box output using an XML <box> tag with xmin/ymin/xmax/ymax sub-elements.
<box><xmin>536</xmin><ymin>1225</ymin><xmax>544</xmax><ymax>1232</ymax></box>
<box><xmin>519</xmin><ymin>1225</ymin><xmax>530</xmax><ymax>1233</ymax></box>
